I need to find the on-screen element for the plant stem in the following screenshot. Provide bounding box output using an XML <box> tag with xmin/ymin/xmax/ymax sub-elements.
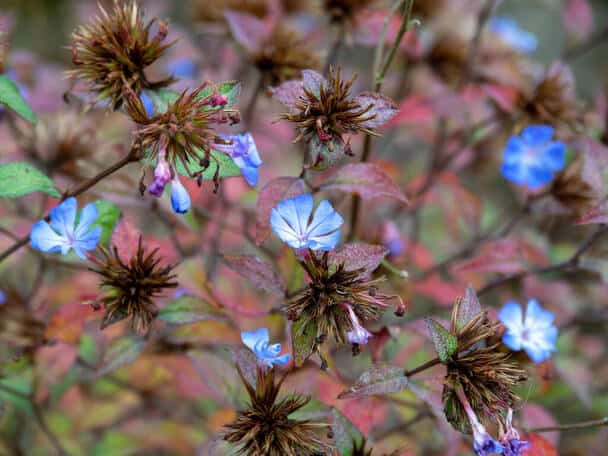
<box><xmin>527</xmin><ymin>417</ymin><xmax>608</xmax><ymax>433</ymax></box>
<box><xmin>323</xmin><ymin>22</ymin><xmax>346</xmax><ymax>75</ymax></box>
<box><xmin>404</xmin><ymin>357</ymin><xmax>441</xmax><ymax>377</ymax></box>
<box><xmin>0</xmin><ymin>150</ymin><xmax>139</xmax><ymax>264</ymax></box>
<box><xmin>244</xmin><ymin>74</ymin><xmax>264</xmax><ymax>127</ymax></box>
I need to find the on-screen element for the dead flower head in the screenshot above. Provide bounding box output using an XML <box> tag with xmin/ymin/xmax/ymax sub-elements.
<box><xmin>224</xmin><ymin>366</ymin><xmax>330</xmax><ymax>456</ymax></box>
<box><xmin>68</xmin><ymin>0</ymin><xmax>175</xmax><ymax>110</ymax></box>
<box><xmin>90</xmin><ymin>237</ymin><xmax>177</xmax><ymax>334</ymax></box>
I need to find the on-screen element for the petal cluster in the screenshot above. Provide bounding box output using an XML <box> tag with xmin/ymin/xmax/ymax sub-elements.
<box><xmin>241</xmin><ymin>327</ymin><xmax>291</xmax><ymax>368</ymax></box>
<box><xmin>30</xmin><ymin>197</ymin><xmax>101</xmax><ymax>260</ymax></box>
<box><xmin>270</xmin><ymin>194</ymin><xmax>344</xmax><ymax>251</ymax></box>
<box><xmin>498</xmin><ymin>299</ymin><xmax>558</xmax><ymax>363</ymax></box>
<box><xmin>501</xmin><ymin>125</ymin><xmax>566</xmax><ymax>189</ymax></box>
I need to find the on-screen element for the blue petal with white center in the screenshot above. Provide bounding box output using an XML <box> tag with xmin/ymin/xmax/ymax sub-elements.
<box><xmin>270</xmin><ymin>193</ymin><xmax>343</xmax><ymax>251</ymax></box>
<box><xmin>30</xmin><ymin>197</ymin><xmax>101</xmax><ymax>260</ymax></box>
<box><xmin>241</xmin><ymin>327</ymin><xmax>291</xmax><ymax>368</ymax></box>
<box><xmin>489</xmin><ymin>17</ymin><xmax>537</xmax><ymax>54</ymax></box>
<box><xmin>498</xmin><ymin>299</ymin><xmax>558</xmax><ymax>363</ymax></box>
<box><xmin>500</xmin><ymin>125</ymin><xmax>566</xmax><ymax>189</ymax></box>
<box><xmin>221</xmin><ymin>133</ymin><xmax>263</xmax><ymax>186</ymax></box>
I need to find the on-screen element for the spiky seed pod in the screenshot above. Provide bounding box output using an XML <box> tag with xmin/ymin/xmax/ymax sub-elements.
<box><xmin>124</xmin><ymin>83</ymin><xmax>240</xmax><ymax>186</ymax></box>
<box><xmin>287</xmin><ymin>251</ymin><xmax>395</xmax><ymax>345</ymax></box>
<box><xmin>224</xmin><ymin>366</ymin><xmax>330</xmax><ymax>456</ymax></box>
<box><xmin>11</xmin><ymin>110</ymin><xmax>99</xmax><ymax>174</ymax></box>
<box><xmin>550</xmin><ymin>155</ymin><xmax>598</xmax><ymax>215</ymax></box>
<box><xmin>191</xmin><ymin>0</ymin><xmax>268</xmax><ymax>23</ymax></box>
<box><xmin>323</xmin><ymin>0</ymin><xmax>379</xmax><ymax>23</ymax></box>
<box><xmin>90</xmin><ymin>237</ymin><xmax>178</xmax><ymax>334</ymax></box>
<box><xmin>67</xmin><ymin>0</ymin><xmax>175</xmax><ymax>110</ymax></box>
<box><xmin>281</xmin><ymin>66</ymin><xmax>377</xmax><ymax>148</ymax></box>
<box><xmin>442</xmin><ymin>310</ymin><xmax>527</xmax><ymax>433</ymax></box>
<box><xmin>253</xmin><ymin>26</ymin><xmax>320</xmax><ymax>87</ymax></box>
<box><xmin>0</xmin><ymin>288</ymin><xmax>46</xmax><ymax>351</ymax></box>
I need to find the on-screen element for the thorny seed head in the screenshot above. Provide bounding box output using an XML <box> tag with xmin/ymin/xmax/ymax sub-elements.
<box><xmin>90</xmin><ymin>237</ymin><xmax>178</xmax><ymax>334</ymax></box>
<box><xmin>67</xmin><ymin>0</ymin><xmax>175</xmax><ymax>110</ymax></box>
<box><xmin>252</xmin><ymin>26</ymin><xmax>320</xmax><ymax>87</ymax></box>
<box><xmin>0</xmin><ymin>288</ymin><xmax>47</xmax><ymax>352</ymax></box>
<box><xmin>223</xmin><ymin>366</ymin><xmax>330</xmax><ymax>456</ymax></box>
<box><xmin>281</xmin><ymin>66</ymin><xmax>377</xmax><ymax>148</ymax></box>
<box><xmin>125</xmin><ymin>83</ymin><xmax>240</xmax><ymax>189</ymax></box>
<box><xmin>442</xmin><ymin>306</ymin><xmax>527</xmax><ymax>433</ymax></box>
<box><xmin>550</xmin><ymin>155</ymin><xmax>598</xmax><ymax>215</ymax></box>
<box><xmin>287</xmin><ymin>251</ymin><xmax>399</xmax><ymax>346</ymax></box>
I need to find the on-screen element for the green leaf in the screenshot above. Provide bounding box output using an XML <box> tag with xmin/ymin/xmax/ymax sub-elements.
<box><xmin>291</xmin><ymin>319</ymin><xmax>317</xmax><ymax>367</ymax></box>
<box><xmin>196</xmin><ymin>81</ymin><xmax>241</xmax><ymax>108</ymax></box>
<box><xmin>92</xmin><ymin>431</ymin><xmax>138</xmax><ymax>456</ymax></box>
<box><xmin>158</xmin><ymin>296</ymin><xmax>225</xmax><ymax>324</ymax></box>
<box><xmin>78</xmin><ymin>334</ymin><xmax>99</xmax><ymax>365</ymax></box>
<box><xmin>91</xmin><ymin>200</ymin><xmax>121</xmax><ymax>245</ymax></box>
<box><xmin>97</xmin><ymin>336</ymin><xmax>146</xmax><ymax>377</ymax></box>
<box><xmin>425</xmin><ymin>318</ymin><xmax>458</xmax><ymax>363</ymax></box>
<box><xmin>0</xmin><ymin>369</ymin><xmax>33</xmax><ymax>415</ymax></box>
<box><xmin>0</xmin><ymin>75</ymin><xmax>36</xmax><ymax>123</ymax></box>
<box><xmin>144</xmin><ymin>88</ymin><xmax>179</xmax><ymax>114</ymax></box>
<box><xmin>332</xmin><ymin>408</ymin><xmax>363</xmax><ymax>456</ymax></box>
<box><xmin>0</xmin><ymin>162</ymin><xmax>60</xmax><ymax>198</ymax></box>
<box><xmin>338</xmin><ymin>365</ymin><xmax>408</xmax><ymax>399</ymax></box>
<box><xmin>174</xmin><ymin>148</ymin><xmax>241</xmax><ymax>180</ymax></box>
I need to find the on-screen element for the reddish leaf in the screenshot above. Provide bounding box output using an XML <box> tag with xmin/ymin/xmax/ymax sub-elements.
<box><xmin>224</xmin><ymin>11</ymin><xmax>271</xmax><ymax>52</ymax></box>
<box><xmin>522</xmin><ymin>434</ymin><xmax>558</xmax><ymax>456</ymax></box>
<box><xmin>455</xmin><ymin>239</ymin><xmax>548</xmax><ymax>274</ymax></box>
<box><xmin>222</xmin><ymin>254</ymin><xmax>286</xmax><ymax>295</ymax></box>
<box><xmin>271</xmin><ymin>80</ymin><xmax>304</xmax><ymax>113</ymax></box>
<box><xmin>577</xmin><ymin>202</ymin><xmax>608</xmax><ymax>225</ymax></box>
<box><xmin>355</xmin><ymin>92</ymin><xmax>398</xmax><ymax>128</ymax></box>
<box><xmin>387</xmin><ymin>95</ymin><xmax>435</xmax><ymax>126</ymax></box>
<box><xmin>454</xmin><ymin>285</ymin><xmax>481</xmax><ymax>331</ymax></box>
<box><xmin>302</xmin><ymin>69</ymin><xmax>325</xmax><ymax>95</ymax></box>
<box><xmin>110</xmin><ymin>218</ymin><xmax>141</xmax><ymax>262</ymax></box>
<box><xmin>34</xmin><ymin>342</ymin><xmax>78</xmax><ymax>402</ymax></box>
<box><xmin>521</xmin><ymin>404</ymin><xmax>560</xmax><ymax>448</ymax></box>
<box><xmin>482</xmin><ymin>83</ymin><xmax>520</xmax><ymax>112</ymax></box>
<box><xmin>255</xmin><ymin>177</ymin><xmax>307</xmax><ymax>245</ymax></box>
<box><xmin>562</xmin><ymin>0</ymin><xmax>593</xmax><ymax>43</ymax></box>
<box><xmin>321</xmin><ymin>163</ymin><xmax>408</xmax><ymax>204</ymax></box>
<box><xmin>329</xmin><ymin>242</ymin><xmax>388</xmax><ymax>275</ymax></box>
<box><xmin>46</xmin><ymin>301</ymin><xmax>98</xmax><ymax>344</ymax></box>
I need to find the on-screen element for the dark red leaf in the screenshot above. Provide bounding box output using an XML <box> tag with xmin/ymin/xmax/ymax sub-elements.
<box><xmin>222</xmin><ymin>254</ymin><xmax>286</xmax><ymax>295</ymax></box>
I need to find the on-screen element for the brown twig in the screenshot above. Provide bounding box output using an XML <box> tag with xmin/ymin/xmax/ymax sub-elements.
<box><xmin>404</xmin><ymin>357</ymin><xmax>441</xmax><ymax>377</ymax></box>
<box><xmin>527</xmin><ymin>417</ymin><xmax>608</xmax><ymax>433</ymax></box>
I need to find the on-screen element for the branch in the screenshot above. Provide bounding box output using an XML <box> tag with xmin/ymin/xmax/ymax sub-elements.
<box><xmin>404</xmin><ymin>357</ymin><xmax>441</xmax><ymax>377</ymax></box>
<box><xmin>527</xmin><ymin>417</ymin><xmax>608</xmax><ymax>433</ymax></box>
<box><xmin>0</xmin><ymin>149</ymin><xmax>140</xmax><ymax>264</ymax></box>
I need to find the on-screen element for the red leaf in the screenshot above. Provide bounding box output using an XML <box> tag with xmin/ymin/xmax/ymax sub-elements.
<box><xmin>521</xmin><ymin>404</ymin><xmax>560</xmax><ymax>448</ymax></box>
<box><xmin>255</xmin><ymin>177</ymin><xmax>306</xmax><ymax>245</ymax></box>
<box><xmin>562</xmin><ymin>0</ymin><xmax>593</xmax><ymax>43</ymax></box>
<box><xmin>321</xmin><ymin>163</ymin><xmax>408</xmax><ymax>204</ymax></box>
<box><xmin>224</xmin><ymin>11</ymin><xmax>271</xmax><ymax>52</ymax></box>
<box><xmin>522</xmin><ymin>434</ymin><xmax>558</xmax><ymax>456</ymax></box>
<box><xmin>354</xmin><ymin>92</ymin><xmax>398</xmax><ymax>128</ymax></box>
<box><xmin>455</xmin><ymin>239</ymin><xmax>548</xmax><ymax>274</ymax></box>
<box><xmin>388</xmin><ymin>95</ymin><xmax>435</xmax><ymax>126</ymax></box>
<box><xmin>329</xmin><ymin>242</ymin><xmax>388</xmax><ymax>275</ymax></box>
<box><xmin>271</xmin><ymin>79</ymin><xmax>304</xmax><ymax>113</ymax></box>
<box><xmin>222</xmin><ymin>254</ymin><xmax>286</xmax><ymax>295</ymax></box>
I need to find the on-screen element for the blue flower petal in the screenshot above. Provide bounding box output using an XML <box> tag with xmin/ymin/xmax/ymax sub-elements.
<box><xmin>307</xmin><ymin>229</ymin><xmax>341</xmax><ymax>251</ymax></box>
<box><xmin>307</xmin><ymin>200</ymin><xmax>344</xmax><ymax>239</ymax></box>
<box><xmin>241</xmin><ymin>328</ymin><xmax>269</xmax><ymax>353</ymax></box>
<box><xmin>271</xmin><ymin>353</ymin><xmax>291</xmax><ymax>365</ymax></box>
<box><xmin>498</xmin><ymin>301</ymin><xmax>524</xmax><ymax>332</ymax></box>
<box><xmin>525</xmin><ymin>299</ymin><xmax>554</xmax><ymax>328</ymax></box>
<box><xmin>541</xmin><ymin>142</ymin><xmax>566</xmax><ymax>172</ymax></box>
<box><xmin>241</xmin><ymin>164</ymin><xmax>259</xmax><ymax>186</ymax></box>
<box><xmin>30</xmin><ymin>220</ymin><xmax>69</xmax><ymax>254</ymax></box>
<box><xmin>527</xmin><ymin>165</ymin><xmax>553</xmax><ymax>189</ymax></box>
<box><xmin>275</xmin><ymin>194</ymin><xmax>313</xmax><ymax>236</ymax></box>
<box><xmin>171</xmin><ymin>179</ymin><xmax>191</xmax><ymax>214</ymax></box>
<box><xmin>72</xmin><ymin>226</ymin><xmax>102</xmax><ymax>259</ymax></box>
<box><xmin>168</xmin><ymin>58</ymin><xmax>197</xmax><ymax>79</ymax></box>
<box><xmin>521</xmin><ymin>125</ymin><xmax>554</xmax><ymax>146</ymax></box>
<box><xmin>524</xmin><ymin>343</ymin><xmax>552</xmax><ymax>363</ymax></box>
<box><xmin>502</xmin><ymin>332</ymin><xmax>523</xmax><ymax>352</ymax></box>
<box><xmin>49</xmin><ymin>197</ymin><xmax>77</xmax><ymax>238</ymax></box>
<box><xmin>74</xmin><ymin>203</ymin><xmax>99</xmax><ymax>238</ymax></box>
<box><xmin>502</xmin><ymin>136</ymin><xmax>525</xmax><ymax>162</ymax></box>
<box><xmin>270</xmin><ymin>207</ymin><xmax>303</xmax><ymax>248</ymax></box>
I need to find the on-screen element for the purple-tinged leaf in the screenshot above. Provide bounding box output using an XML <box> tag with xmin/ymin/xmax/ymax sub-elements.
<box><xmin>332</xmin><ymin>407</ymin><xmax>364</xmax><ymax>455</ymax></box>
<box><xmin>330</xmin><ymin>243</ymin><xmax>388</xmax><ymax>275</ymax></box>
<box><xmin>223</xmin><ymin>254</ymin><xmax>286</xmax><ymax>295</ymax></box>
<box><xmin>355</xmin><ymin>92</ymin><xmax>398</xmax><ymax>128</ymax></box>
<box><xmin>255</xmin><ymin>177</ymin><xmax>307</xmax><ymax>245</ymax></box>
<box><xmin>158</xmin><ymin>296</ymin><xmax>225</xmax><ymax>324</ymax></box>
<box><xmin>425</xmin><ymin>318</ymin><xmax>457</xmax><ymax>363</ymax></box>
<box><xmin>576</xmin><ymin>202</ymin><xmax>608</xmax><ymax>225</ymax></box>
<box><xmin>321</xmin><ymin>163</ymin><xmax>408</xmax><ymax>203</ymax></box>
<box><xmin>271</xmin><ymin>80</ymin><xmax>304</xmax><ymax>113</ymax></box>
<box><xmin>338</xmin><ymin>365</ymin><xmax>408</xmax><ymax>399</ymax></box>
<box><xmin>453</xmin><ymin>285</ymin><xmax>481</xmax><ymax>332</ymax></box>
<box><xmin>224</xmin><ymin>10</ymin><xmax>270</xmax><ymax>53</ymax></box>
<box><xmin>302</xmin><ymin>69</ymin><xmax>326</xmax><ymax>96</ymax></box>
<box><xmin>231</xmin><ymin>346</ymin><xmax>259</xmax><ymax>387</ymax></box>
<box><xmin>306</xmin><ymin>135</ymin><xmax>345</xmax><ymax>170</ymax></box>
<box><xmin>562</xmin><ymin>0</ymin><xmax>593</xmax><ymax>43</ymax></box>
<box><xmin>97</xmin><ymin>336</ymin><xmax>146</xmax><ymax>377</ymax></box>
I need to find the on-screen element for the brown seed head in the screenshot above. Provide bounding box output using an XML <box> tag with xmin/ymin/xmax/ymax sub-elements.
<box><xmin>551</xmin><ymin>155</ymin><xmax>598</xmax><ymax>215</ymax></box>
<box><xmin>67</xmin><ymin>0</ymin><xmax>175</xmax><ymax>110</ymax></box>
<box><xmin>224</xmin><ymin>366</ymin><xmax>330</xmax><ymax>456</ymax></box>
<box><xmin>90</xmin><ymin>237</ymin><xmax>178</xmax><ymax>334</ymax></box>
<box><xmin>288</xmin><ymin>251</ymin><xmax>395</xmax><ymax>345</ymax></box>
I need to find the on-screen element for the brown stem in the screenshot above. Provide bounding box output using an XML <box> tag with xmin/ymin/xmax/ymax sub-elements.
<box><xmin>477</xmin><ymin>225</ymin><xmax>608</xmax><ymax>297</ymax></box>
<box><xmin>244</xmin><ymin>74</ymin><xmax>264</xmax><ymax>127</ymax></box>
<box><xmin>527</xmin><ymin>417</ymin><xmax>608</xmax><ymax>433</ymax></box>
<box><xmin>404</xmin><ymin>357</ymin><xmax>441</xmax><ymax>377</ymax></box>
<box><xmin>323</xmin><ymin>22</ymin><xmax>346</xmax><ymax>75</ymax></box>
<box><xmin>0</xmin><ymin>150</ymin><xmax>139</xmax><ymax>264</ymax></box>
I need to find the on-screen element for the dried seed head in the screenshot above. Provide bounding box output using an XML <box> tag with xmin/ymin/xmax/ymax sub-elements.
<box><xmin>0</xmin><ymin>288</ymin><xmax>46</xmax><ymax>351</ymax></box>
<box><xmin>67</xmin><ymin>0</ymin><xmax>175</xmax><ymax>110</ymax></box>
<box><xmin>90</xmin><ymin>237</ymin><xmax>178</xmax><ymax>334</ymax></box>
<box><xmin>253</xmin><ymin>26</ymin><xmax>320</xmax><ymax>87</ymax></box>
<box><xmin>550</xmin><ymin>155</ymin><xmax>598</xmax><ymax>215</ymax></box>
<box><xmin>125</xmin><ymin>83</ymin><xmax>240</xmax><ymax>186</ymax></box>
<box><xmin>224</xmin><ymin>366</ymin><xmax>330</xmax><ymax>456</ymax></box>
<box><xmin>288</xmin><ymin>251</ymin><xmax>396</xmax><ymax>346</ymax></box>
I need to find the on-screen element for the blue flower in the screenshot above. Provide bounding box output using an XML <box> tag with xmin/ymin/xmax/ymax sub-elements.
<box><xmin>0</xmin><ymin>289</ymin><xmax>6</xmax><ymax>305</ymax></box>
<box><xmin>241</xmin><ymin>327</ymin><xmax>291</xmax><ymax>368</ymax></box>
<box><xmin>498</xmin><ymin>299</ymin><xmax>558</xmax><ymax>363</ymax></box>
<box><xmin>140</xmin><ymin>92</ymin><xmax>155</xmax><ymax>117</ymax></box>
<box><xmin>345</xmin><ymin>304</ymin><xmax>372</xmax><ymax>345</ymax></box>
<box><xmin>167</xmin><ymin>58</ymin><xmax>198</xmax><ymax>79</ymax></box>
<box><xmin>489</xmin><ymin>17</ymin><xmax>537</xmax><ymax>54</ymax></box>
<box><xmin>501</xmin><ymin>125</ymin><xmax>566</xmax><ymax>189</ymax></box>
<box><xmin>270</xmin><ymin>194</ymin><xmax>343</xmax><ymax>251</ymax></box>
<box><xmin>219</xmin><ymin>133</ymin><xmax>263</xmax><ymax>186</ymax></box>
<box><xmin>170</xmin><ymin>177</ymin><xmax>191</xmax><ymax>214</ymax></box>
<box><xmin>500</xmin><ymin>409</ymin><xmax>530</xmax><ymax>456</ymax></box>
<box><xmin>30</xmin><ymin>197</ymin><xmax>102</xmax><ymax>260</ymax></box>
